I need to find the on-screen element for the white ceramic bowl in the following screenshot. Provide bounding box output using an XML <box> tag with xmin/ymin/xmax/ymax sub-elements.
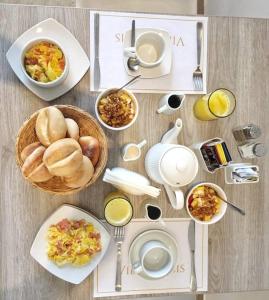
<box><xmin>186</xmin><ymin>182</ymin><xmax>228</xmax><ymax>225</ymax></box>
<box><xmin>20</xmin><ymin>37</ymin><xmax>69</xmax><ymax>88</ymax></box>
<box><xmin>95</xmin><ymin>88</ymin><xmax>139</xmax><ymax>131</ymax></box>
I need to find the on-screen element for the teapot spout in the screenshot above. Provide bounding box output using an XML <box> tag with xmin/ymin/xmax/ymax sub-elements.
<box><xmin>161</xmin><ymin>118</ymin><xmax>183</xmax><ymax>144</ymax></box>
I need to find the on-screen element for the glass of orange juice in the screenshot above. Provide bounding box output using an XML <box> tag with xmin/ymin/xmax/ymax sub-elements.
<box><xmin>193</xmin><ymin>88</ymin><xmax>236</xmax><ymax>121</ymax></box>
<box><xmin>104</xmin><ymin>192</ymin><xmax>133</xmax><ymax>227</ymax></box>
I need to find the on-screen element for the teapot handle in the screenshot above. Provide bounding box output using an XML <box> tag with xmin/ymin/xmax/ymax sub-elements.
<box><xmin>164</xmin><ymin>184</ymin><xmax>184</xmax><ymax>210</ymax></box>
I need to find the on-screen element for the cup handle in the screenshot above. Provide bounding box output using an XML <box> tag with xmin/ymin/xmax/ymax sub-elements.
<box><xmin>164</xmin><ymin>185</ymin><xmax>184</xmax><ymax>210</ymax></box>
<box><xmin>157</xmin><ymin>104</ymin><xmax>168</xmax><ymax>114</ymax></box>
<box><xmin>132</xmin><ymin>261</ymin><xmax>143</xmax><ymax>274</ymax></box>
<box><xmin>124</xmin><ymin>47</ymin><xmax>136</xmax><ymax>58</ymax></box>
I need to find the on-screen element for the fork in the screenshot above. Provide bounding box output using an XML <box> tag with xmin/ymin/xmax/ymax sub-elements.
<box><xmin>193</xmin><ymin>22</ymin><xmax>203</xmax><ymax>90</ymax></box>
<box><xmin>114</xmin><ymin>226</ymin><xmax>125</xmax><ymax>291</ymax></box>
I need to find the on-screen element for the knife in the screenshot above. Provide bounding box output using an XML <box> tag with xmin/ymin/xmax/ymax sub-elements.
<box><xmin>188</xmin><ymin>220</ymin><xmax>197</xmax><ymax>292</ymax></box>
<box><xmin>131</xmin><ymin>20</ymin><xmax>135</xmax><ymax>47</ymax></box>
<box><xmin>94</xmin><ymin>13</ymin><xmax>100</xmax><ymax>91</ymax></box>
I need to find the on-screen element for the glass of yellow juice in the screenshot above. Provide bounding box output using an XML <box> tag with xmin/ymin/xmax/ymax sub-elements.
<box><xmin>193</xmin><ymin>88</ymin><xmax>236</xmax><ymax>121</ymax></box>
<box><xmin>104</xmin><ymin>192</ymin><xmax>133</xmax><ymax>227</ymax></box>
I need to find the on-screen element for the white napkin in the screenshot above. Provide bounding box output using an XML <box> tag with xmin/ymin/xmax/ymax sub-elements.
<box><xmin>94</xmin><ymin>218</ymin><xmax>208</xmax><ymax>297</ymax></box>
<box><xmin>103</xmin><ymin>169</ymin><xmax>161</xmax><ymax>197</ymax></box>
<box><xmin>90</xmin><ymin>11</ymin><xmax>208</xmax><ymax>94</ymax></box>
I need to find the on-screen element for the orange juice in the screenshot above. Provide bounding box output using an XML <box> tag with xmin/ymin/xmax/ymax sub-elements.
<box><xmin>104</xmin><ymin>192</ymin><xmax>133</xmax><ymax>226</ymax></box>
<box><xmin>193</xmin><ymin>89</ymin><xmax>235</xmax><ymax>121</ymax></box>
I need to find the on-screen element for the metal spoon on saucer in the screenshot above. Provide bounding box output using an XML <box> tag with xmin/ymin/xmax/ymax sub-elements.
<box><xmin>127</xmin><ymin>57</ymin><xmax>140</xmax><ymax>71</ymax></box>
<box><xmin>127</xmin><ymin>20</ymin><xmax>140</xmax><ymax>72</ymax></box>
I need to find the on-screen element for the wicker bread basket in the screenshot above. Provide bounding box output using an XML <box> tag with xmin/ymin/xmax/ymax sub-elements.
<box><xmin>15</xmin><ymin>105</ymin><xmax>108</xmax><ymax>195</ymax></box>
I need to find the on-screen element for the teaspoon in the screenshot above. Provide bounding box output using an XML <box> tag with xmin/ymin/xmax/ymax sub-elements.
<box><xmin>220</xmin><ymin>197</ymin><xmax>246</xmax><ymax>216</ymax></box>
<box><xmin>127</xmin><ymin>20</ymin><xmax>140</xmax><ymax>72</ymax></box>
<box><xmin>127</xmin><ymin>57</ymin><xmax>140</xmax><ymax>71</ymax></box>
<box><xmin>117</xmin><ymin>75</ymin><xmax>141</xmax><ymax>92</ymax></box>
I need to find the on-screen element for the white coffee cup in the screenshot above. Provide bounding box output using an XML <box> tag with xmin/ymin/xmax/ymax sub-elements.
<box><xmin>157</xmin><ymin>93</ymin><xmax>185</xmax><ymax>115</ymax></box>
<box><xmin>124</xmin><ymin>31</ymin><xmax>166</xmax><ymax>68</ymax></box>
<box><xmin>132</xmin><ymin>240</ymin><xmax>173</xmax><ymax>279</ymax></box>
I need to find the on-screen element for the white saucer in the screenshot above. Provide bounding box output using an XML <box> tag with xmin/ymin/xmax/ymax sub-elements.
<box><xmin>6</xmin><ymin>18</ymin><xmax>90</xmax><ymax>101</ymax></box>
<box><xmin>129</xmin><ymin>229</ymin><xmax>178</xmax><ymax>280</ymax></box>
<box><xmin>123</xmin><ymin>28</ymin><xmax>172</xmax><ymax>79</ymax></box>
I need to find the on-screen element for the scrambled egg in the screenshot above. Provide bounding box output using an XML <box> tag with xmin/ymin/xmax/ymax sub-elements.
<box><xmin>24</xmin><ymin>42</ymin><xmax>65</xmax><ymax>83</ymax></box>
<box><xmin>47</xmin><ymin>219</ymin><xmax>102</xmax><ymax>266</ymax></box>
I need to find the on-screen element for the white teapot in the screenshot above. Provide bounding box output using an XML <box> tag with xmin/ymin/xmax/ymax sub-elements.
<box><xmin>145</xmin><ymin>119</ymin><xmax>199</xmax><ymax>210</ymax></box>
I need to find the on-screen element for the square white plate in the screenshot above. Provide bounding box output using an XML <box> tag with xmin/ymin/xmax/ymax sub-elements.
<box><xmin>30</xmin><ymin>204</ymin><xmax>111</xmax><ymax>284</ymax></box>
<box><xmin>6</xmin><ymin>18</ymin><xmax>90</xmax><ymax>101</ymax></box>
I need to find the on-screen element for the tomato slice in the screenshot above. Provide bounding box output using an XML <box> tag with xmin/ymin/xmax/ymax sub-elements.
<box><xmin>188</xmin><ymin>195</ymin><xmax>193</xmax><ymax>207</ymax></box>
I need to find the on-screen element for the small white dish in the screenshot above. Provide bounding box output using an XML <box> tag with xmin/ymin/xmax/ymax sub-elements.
<box><xmin>20</xmin><ymin>37</ymin><xmax>69</xmax><ymax>88</ymax></box>
<box><xmin>191</xmin><ymin>137</ymin><xmax>232</xmax><ymax>174</ymax></box>
<box><xmin>95</xmin><ymin>88</ymin><xmax>139</xmax><ymax>131</ymax></box>
<box><xmin>30</xmin><ymin>204</ymin><xmax>111</xmax><ymax>284</ymax></box>
<box><xmin>6</xmin><ymin>18</ymin><xmax>90</xmax><ymax>101</ymax></box>
<box><xmin>186</xmin><ymin>182</ymin><xmax>228</xmax><ymax>225</ymax></box>
<box><xmin>123</xmin><ymin>28</ymin><xmax>172</xmax><ymax>79</ymax></box>
<box><xmin>225</xmin><ymin>163</ymin><xmax>259</xmax><ymax>184</ymax></box>
<box><xmin>129</xmin><ymin>229</ymin><xmax>178</xmax><ymax>280</ymax></box>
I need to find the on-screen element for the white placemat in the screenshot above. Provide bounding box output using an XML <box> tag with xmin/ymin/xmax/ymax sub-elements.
<box><xmin>94</xmin><ymin>218</ymin><xmax>208</xmax><ymax>297</ymax></box>
<box><xmin>90</xmin><ymin>11</ymin><xmax>208</xmax><ymax>94</ymax></box>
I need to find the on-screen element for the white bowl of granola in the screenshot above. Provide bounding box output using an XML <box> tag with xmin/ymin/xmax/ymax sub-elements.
<box><xmin>186</xmin><ymin>182</ymin><xmax>227</xmax><ymax>225</ymax></box>
<box><xmin>95</xmin><ymin>88</ymin><xmax>139</xmax><ymax>131</ymax></box>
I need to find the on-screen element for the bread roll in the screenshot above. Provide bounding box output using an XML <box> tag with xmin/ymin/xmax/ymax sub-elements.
<box><xmin>63</xmin><ymin>156</ymin><xmax>94</xmax><ymax>188</ymax></box>
<box><xmin>43</xmin><ymin>138</ymin><xmax>83</xmax><ymax>176</ymax></box>
<box><xmin>28</xmin><ymin>163</ymin><xmax>53</xmax><ymax>183</ymax></box>
<box><xmin>65</xmin><ymin>118</ymin><xmax>79</xmax><ymax>141</ymax></box>
<box><xmin>22</xmin><ymin>145</ymin><xmax>53</xmax><ymax>182</ymax></box>
<box><xmin>79</xmin><ymin>136</ymin><xmax>100</xmax><ymax>167</ymax></box>
<box><xmin>21</xmin><ymin>142</ymin><xmax>42</xmax><ymax>162</ymax></box>
<box><xmin>36</xmin><ymin>106</ymin><xmax>67</xmax><ymax>146</ymax></box>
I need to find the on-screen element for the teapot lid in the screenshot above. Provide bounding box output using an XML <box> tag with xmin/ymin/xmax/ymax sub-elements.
<box><xmin>160</xmin><ymin>146</ymin><xmax>198</xmax><ymax>187</ymax></box>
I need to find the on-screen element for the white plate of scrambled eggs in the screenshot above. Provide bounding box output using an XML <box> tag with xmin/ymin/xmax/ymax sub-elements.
<box><xmin>30</xmin><ymin>204</ymin><xmax>111</xmax><ymax>284</ymax></box>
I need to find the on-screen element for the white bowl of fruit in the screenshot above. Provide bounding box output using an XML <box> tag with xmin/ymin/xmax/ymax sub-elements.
<box><xmin>186</xmin><ymin>182</ymin><xmax>227</xmax><ymax>225</ymax></box>
<box><xmin>21</xmin><ymin>37</ymin><xmax>68</xmax><ymax>88</ymax></box>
